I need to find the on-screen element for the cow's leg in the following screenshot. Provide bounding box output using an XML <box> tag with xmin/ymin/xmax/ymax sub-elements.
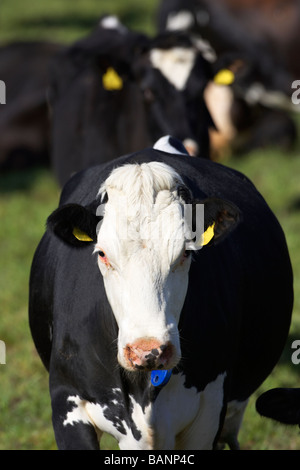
<box><xmin>175</xmin><ymin>373</ymin><xmax>227</xmax><ymax>450</ymax></box>
<box><xmin>50</xmin><ymin>387</ymin><xmax>100</xmax><ymax>450</ymax></box>
<box><xmin>217</xmin><ymin>399</ymin><xmax>248</xmax><ymax>450</ymax></box>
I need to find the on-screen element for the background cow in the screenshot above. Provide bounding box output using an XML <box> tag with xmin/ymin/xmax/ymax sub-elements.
<box><xmin>0</xmin><ymin>41</ymin><xmax>63</xmax><ymax>170</ymax></box>
<box><xmin>205</xmin><ymin>52</ymin><xmax>297</xmax><ymax>158</ymax></box>
<box><xmin>49</xmin><ymin>17</ymin><xmax>212</xmax><ymax>187</ymax></box>
<box><xmin>29</xmin><ymin>137</ymin><xmax>293</xmax><ymax>449</ymax></box>
<box><xmin>156</xmin><ymin>0</ymin><xmax>299</xmax><ymax>157</ymax></box>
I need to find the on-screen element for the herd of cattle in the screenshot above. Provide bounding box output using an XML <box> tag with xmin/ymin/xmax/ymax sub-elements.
<box><xmin>1</xmin><ymin>0</ymin><xmax>300</xmax><ymax>177</ymax></box>
<box><xmin>2</xmin><ymin>0</ymin><xmax>300</xmax><ymax>450</ymax></box>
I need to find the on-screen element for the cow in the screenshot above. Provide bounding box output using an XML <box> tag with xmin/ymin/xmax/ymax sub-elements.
<box><xmin>0</xmin><ymin>41</ymin><xmax>63</xmax><ymax>170</ymax></box>
<box><xmin>49</xmin><ymin>17</ymin><xmax>212</xmax><ymax>186</ymax></box>
<box><xmin>256</xmin><ymin>388</ymin><xmax>300</xmax><ymax>427</ymax></box>
<box><xmin>156</xmin><ymin>0</ymin><xmax>298</xmax><ymax>157</ymax></box>
<box><xmin>146</xmin><ymin>31</ymin><xmax>215</xmax><ymax>160</ymax></box>
<box><xmin>157</xmin><ymin>0</ymin><xmax>300</xmax><ymax>83</ymax></box>
<box><xmin>29</xmin><ymin>136</ymin><xmax>293</xmax><ymax>450</ymax></box>
<box><xmin>204</xmin><ymin>52</ymin><xmax>297</xmax><ymax>158</ymax></box>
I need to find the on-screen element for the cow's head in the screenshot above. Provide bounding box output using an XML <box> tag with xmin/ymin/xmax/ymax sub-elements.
<box><xmin>48</xmin><ymin>140</ymin><xmax>240</xmax><ymax>372</ymax></box>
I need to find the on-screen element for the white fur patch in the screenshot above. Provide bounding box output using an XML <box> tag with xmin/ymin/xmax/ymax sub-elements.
<box><xmin>204</xmin><ymin>81</ymin><xmax>236</xmax><ymax>139</ymax></box>
<box><xmin>150</xmin><ymin>47</ymin><xmax>196</xmax><ymax>90</ymax></box>
<box><xmin>63</xmin><ymin>395</ymin><xmax>91</xmax><ymax>427</ymax></box>
<box><xmin>62</xmin><ymin>372</ymin><xmax>227</xmax><ymax>449</ymax></box>
<box><xmin>153</xmin><ymin>135</ymin><xmax>189</xmax><ymax>155</ymax></box>
<box><xmin>99</xmin><ymin>15</ymin><xmax>127</xmax><ymax>33</ymax></box>
<box><xmin>166</xmin><ymin>11</ymin><xmax>194</xmax><ymax>31</ymax></box>
<box><xmin>218</xmin><ymin>399</ymin><xmax>248</xmax><ymax>449</ymax></box>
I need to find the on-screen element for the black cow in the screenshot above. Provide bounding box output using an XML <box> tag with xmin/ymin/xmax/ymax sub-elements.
<box><xmin>256</xmin><ymin>388</ymin><xmax>300</xmax><ymax>427</ymax></box>
<box><xmin>0</xmin><ymin>41</ymin><xmax>63</xmax><ymax>170</ymax></box>
<box><xmin>29</xmin><ymin>136</ymin><xmax>293</xmax><ymax>450</ymax></box>
<box><xmin>49</xmin><ymin>17</ymin><xmax>212</xmax><ymax>186</ymax></box>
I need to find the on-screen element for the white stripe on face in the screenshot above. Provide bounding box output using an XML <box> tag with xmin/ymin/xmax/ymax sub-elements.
<box><xmin>96</xmin><ymin>162</ymin><xmax>192</xmax><ymax>371</ymax></box>
<box><xmin>149</xmin><ymin>47</ymin><xmax>196</xmax><ymax>91</ymax></box>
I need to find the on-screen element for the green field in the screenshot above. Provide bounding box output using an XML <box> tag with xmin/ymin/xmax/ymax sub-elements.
<box><xmin>0</xmin><ymin>0</ymin><xmax>300</xmax><ymax>450</ymax></box>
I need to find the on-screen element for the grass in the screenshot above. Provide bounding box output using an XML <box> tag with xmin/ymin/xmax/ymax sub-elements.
<box><xmin>0</xmin><ymin>0</ymin><xmax>160</xmax><ymax>44</ymax></box>
<box><xmin>0</xmin><ymin>0</ymin><xmax>300</xmax><ymax>451</ymax></box>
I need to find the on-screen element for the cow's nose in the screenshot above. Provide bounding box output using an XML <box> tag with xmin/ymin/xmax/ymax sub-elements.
<box><xmin>124</xmin><ymin>338</ymin><xmax>174</xmax><ymax>370</ymax></box>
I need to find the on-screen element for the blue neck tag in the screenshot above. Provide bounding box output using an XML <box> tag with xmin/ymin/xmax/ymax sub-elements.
<box><xmin>151</xmin><ymin>369</ymin><xmax>172</xmax><ymax>387</ymax></box>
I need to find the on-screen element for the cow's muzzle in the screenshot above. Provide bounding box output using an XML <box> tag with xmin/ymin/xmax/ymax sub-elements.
<box><xmin>124</xmin><ymin>338</ymin><xmax>175</xmax><ymax>371</ymax></box>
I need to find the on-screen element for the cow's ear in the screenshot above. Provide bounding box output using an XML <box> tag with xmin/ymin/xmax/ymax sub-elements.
<box><xmin>47</xmin><ymin>203</ymin><xmax>100</xmax><ymax>247</ymax></box>
<box><xmin>191</xmin><ymin>197</ymin><xmax>241</xmax><ymax>249</ymax></box>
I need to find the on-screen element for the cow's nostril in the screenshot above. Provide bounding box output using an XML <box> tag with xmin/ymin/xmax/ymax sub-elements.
<box><xmin>151</xmin><ymin>348</ymin><xmax>159</xmax><ymax>357</ymax></box>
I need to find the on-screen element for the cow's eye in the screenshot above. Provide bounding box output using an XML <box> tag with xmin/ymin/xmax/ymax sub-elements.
<box><xmin>97</xmin><ymin>249</ymin><xmax>110</xmax><ymax>267</ymax></box>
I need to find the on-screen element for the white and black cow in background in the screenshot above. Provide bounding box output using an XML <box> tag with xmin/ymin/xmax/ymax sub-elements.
<box><xmin>29</xmin><ymin>137</ymin><xmax>293</xmax><ymax>450</ymax></box>
<box><xmin>156</xmin><ymin>0</ymin><xmax>298</xmax><ymax>157</ymax></box>
<box><xmin>49</xmin><ymin>17</ymin><xmax>213</xmax><ymax>187</ymax></box>
<box><xmin>256</xmin><ymin>388</ymin><xmax>300</xmax><ymax>427</ymax></box>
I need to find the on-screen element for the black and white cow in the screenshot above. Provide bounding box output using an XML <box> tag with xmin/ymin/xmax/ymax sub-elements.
<box><xmin>49</xmin><ymin>17</ymin><xmax>211</xmax><ymax>187</ymax></box>
<box><xmin>29</xmin><ymin>137</ymin><xmax>293</xmax><ymax>450</ymax></box>
<box><xmin>256</xmin><ymin>388</ymin><xmax>300</xmax><ymax>427</ymax></box>
<box><xmin>157</xmin><ymin>0</ymin><xmax>298</xmax><ymax>157</ymax></box>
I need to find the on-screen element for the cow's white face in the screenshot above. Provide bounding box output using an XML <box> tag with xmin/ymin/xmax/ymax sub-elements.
<box><xmin>48</xmin><ymin>139</ymin><xmax>240</xmax><ymax>371</ymax></box>
<box><xmin>95</xmin><ymin>162</ymin><xmax>193</xmax><ymax>371</ymax></box>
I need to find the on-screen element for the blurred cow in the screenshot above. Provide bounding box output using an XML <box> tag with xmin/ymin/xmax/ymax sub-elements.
<box><xmin>205</xmin><ymin>52</ymin><xmax>297</xmax><ymax>158</ymax></box>
<box><xmin>49</xmin><ymin>17</ymin><xmax>213</xmax><ymax>186</ymax></box>
<box><xmin>0</xmin><ymin>41</ymin><xmax>63</xmax><ymax>170</ymax></box>
<box><xmin>144</xmin><ymin>31</ymin><xmax>215</xmax><ymax>159</ymax></box>
<box><xmin>157</xmin><ymin>0</ymin><xmax>299</xmax><ymax>158</ymax></box>
<box><xmin>158</xmin><ymin>0</ymin><xmax>300</xmax><ymax>83</ymax></box>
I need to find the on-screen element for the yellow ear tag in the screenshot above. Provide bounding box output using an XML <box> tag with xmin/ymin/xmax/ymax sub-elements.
<box><xmin>201</xmin><ymin>222</ymin><xmax>215</xmax><ymax>246</ymax></box>
<box><xmin>102</xmin><ymin>67</ymin><xmax>123</xmax><ymax>91</ymax></box>
<box><xmin>72</xmin><ymin>227</ymin><xmax>93</xmax><ymax>242</ymax></box>
<box><xmin>214</xmin><ymin>69</ymin><xmax>235</xmax><ymax>86</ymax></box>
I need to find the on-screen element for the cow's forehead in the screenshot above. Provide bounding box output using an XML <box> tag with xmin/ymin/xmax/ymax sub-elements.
<box><xmin>96</xmin><ymin>162</ymin><xmax>188</xmax><ymax>265</ymax></box>
<box><xmin>99</xmin><ymin>161</ymin><xmax>183</xmax><ymax>199</ymax></box>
